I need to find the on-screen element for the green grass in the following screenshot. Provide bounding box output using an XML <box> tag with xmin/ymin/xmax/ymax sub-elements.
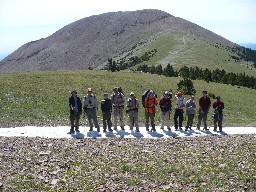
<box><xmin>134</xmin><ymin>31</ymin><xmax>256</xmax><ymax>77</ymax></box>
<box><xmin>0</xmin><ymin>70</ymin><xmax>256</xmax><ymax>127</ymax></box>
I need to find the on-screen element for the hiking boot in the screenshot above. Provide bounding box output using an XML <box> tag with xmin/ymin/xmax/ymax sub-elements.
<box><xmin>97</xmin><ymin>127</ymin><xmax>100</xmax><ymax>132</ymax></box>
<box><xmin>160</xmin><ymin>127</ymin><xmax>164</xmax><ymax>130</ymax></box>
<box><xmin>121</xmin><ymin>126</ymin><xmax>125</xmax><ymax>131</ymax></box>
<box><xmin>185</xmin><ymin>127</ymin><xmax>188</xmax><ymax>131</ymax></box>
<box><xmin>179</xmin><ymin>127</ymin><xmax>183</xmax><ymax>130</ymax></box>
<box><xmin>103</xmin><ymin>129</ymin><xmax>106</xmax><ymax>132</ymax></box>
<box><xmin>75</xmin><ymin>127</ymin><xmax>80</xmax><ymax>133</ymax></box>
<box><xmin>114</xmin><ymin>127</ymin><xmax>117</xmax><ymax>131</ymax></box>
<box><xmin>146</xmin><ymin>128</ymin><xmax>149</xmax><ymax>131</ymax></box>
<box><xmin>203</xmin><ymin>127</ymin><xmax>209</xmax><ymax>131</ymax></box>
<box><xmin>130</xmin><ymin>127</ymin><xmax>133</xmax><ymax>131</ymax></box>
<box><xmin>108</xmin><ymin>127</ymin><xmax>113</xmax><ymax>132</ymax></box>
<box><xmin>67</xmin><ymin>127</ymin><xmax>75</xmax><ymax>134</ymax></box>
<box><xmin>67</xmin><ymin>131</ymin><xmax>75</xmax><ymax>134</ymax></box>
<box><xmin>89</xmin><ymin>128</ymin><xmax>93</xmax><ymax>131</ymax></box>
<box><xmin>167</xmin><ymin>127</ymin><xmax>171</xmax><ymax>131</ymax></box>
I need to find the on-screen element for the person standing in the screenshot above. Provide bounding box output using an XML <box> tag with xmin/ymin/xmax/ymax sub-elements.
<box><xmin>197</xmin><ymin>91</ymin><xmax>211</xmax><ymax>130</ymax></box>
<box><xmin>212</xmin><ymin>96</ymin><xmax>224</xmax><ymax>132</ymax></box>
<box><xmin>159</xmin><ymin>91</ymin><xmax>172</xmax><ymax>131</ymax></box>
<box><xmin>144</xmin><ymin>90</ymin><xmax>158</xmax><ymax>131</ymax></box>
<box><xmin>127</xmin><ymin>92</ymin><xmax>139</xmax><ymax>132</ymax></box>
<box><xmin>101</xmin><ymin>93</ymin><xmax>113</xmax><ymax>132</ymax></box>
<box><xmin>174</xmin><ymin>92</ymin><xmax>186</xmax><ymax>130</ymax></box>
<box><xmin>68</xmin><ymin>90</ymin><xmax>82</xmax><ymax>134</ymax></box>
<box><xmin>185</xmin><ymin>95</ymin><xmax>196</xmax><ymax>131</ymax></box>
<box><xmin>111</xmin><ymin>87</ymin><xmax>125</xmax><ymax>131</ymax></box>
<box><xmin>83</xmin><ymin>87</ymin><xmax>100</xmax><ymax>132</ymax></box>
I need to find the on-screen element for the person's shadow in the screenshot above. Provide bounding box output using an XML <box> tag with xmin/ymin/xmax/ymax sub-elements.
<box><xmin>163</xmin><ymin>129</ymin><xmax>178</xmax><ymax>138</ymax></box>
<box><xmin>71</xmin><ymin>132</ymin><xmax>85</xmax><ymax>139</ymax></box>
<box><xmin>147</xmin><ymin>130</ymin><xmax>164</xmax><ymax>138</ymax></box>
<box><xmin>86</xmin><ymin>131</ymin><xmax>101</xmax><ymax>138</ymax></box>
<box><xmin>131</xmin><ymin>131</ymin><xmax>144</xmax><ymax>138</ymax></box>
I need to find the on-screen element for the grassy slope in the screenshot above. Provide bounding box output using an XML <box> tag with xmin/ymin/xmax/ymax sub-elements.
<box><xmin>0</xmin><ymin>70</ymin><xmax>255</xmax><ymax>127</ymax></box>
<box><xmin>136</xmin><ymin>32</ymin><xmax>256</xmax><ymax>77</ymax></box>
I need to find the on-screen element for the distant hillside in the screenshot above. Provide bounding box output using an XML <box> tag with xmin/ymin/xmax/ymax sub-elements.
<box><xmin>1</xmin><ymin>9</ymin><xmax>255</xmax><ymax>75</ymax></box>
<box><xmin>240</xmin><ymin>43</ymin><xmax>256</xmax><ymax>50</ymax></box>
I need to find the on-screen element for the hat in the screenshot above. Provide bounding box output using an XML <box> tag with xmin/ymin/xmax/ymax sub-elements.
<box><xmin>164</xmin><ymin>91</ymin><xmax>169</xmax><ymax>95</ymax></box>
<box><xmin>216</xmin><ymin>96</ymin><xmax>220</xmax><ymax>99</ymax></box>
<box><xmin>130</xmin><ymin>92</ymin><xmax>135</xmax><ymax>96</ymax></box>
<box><xmin>87</xmin><ymin>87</ymin><xmax>92</xmax><ymax>92</ymax></box>
<box><xmin>176</xmin><ymin>92</ymin><xmax>183</xmax><ymax>97</ymax></box>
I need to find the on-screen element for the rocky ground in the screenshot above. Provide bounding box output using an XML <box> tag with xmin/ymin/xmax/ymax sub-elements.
<box><xmin>0</xmin><ymin>135</ymin><xmax>255</xmax><ymax>191</ymax></box>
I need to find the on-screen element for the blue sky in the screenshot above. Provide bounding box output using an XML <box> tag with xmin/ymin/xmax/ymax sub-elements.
<box><xmin>0</xmin><ymin>0</ymin><xmax>256</xmax><ymax>55</ymax></box>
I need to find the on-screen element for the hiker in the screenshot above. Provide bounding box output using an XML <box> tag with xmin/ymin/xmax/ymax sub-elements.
<box><xmin>127</xmin><ymin>92</ymin><xmax>139</xmax><ymax>132</ymax></box>
<box><xmin>185</xmin><ymin>95</ymin><xmax>196</xmax><ymax>131</ymax></box>
<box><xmin>83</xmin><ymin>87</ymin><xmax>100</xmax><ymax>132</ymax></box>
<box><xmin>101</xmin><ymin>93</ymin><xmax>113</xmax><ymax>132</ymax></box>
<box><xmin>174</xmin><ymin>92</ymin><xmax>186</xmax><ymax>130</ymax></box>
<box><xmin>111</xmin><ymin>87</ymin><xmax>125</xmax><ymax>131</ymax></box>
<box><xmin>159</xmin><ymin>91</ymin><xmax>172</xmax><ymax>130</ymax></box>
<box><xmin>68</xmin><ymin>90</ymin><xmax>82</xmax><ymax>134</ymax></box>
<box><xmin>144</xmin><ymin>90</ymin><xmax>158</xmax><ymax>131</ymax></box>
<box><xmin>212</xmin><ymin>96</ymin><xmax>224</xmax><ymax>132</ymax></box>
<box><xmin>197</xmin><ymin>90</ymin><xmax>211</xmax><ymax>130</ymax></box>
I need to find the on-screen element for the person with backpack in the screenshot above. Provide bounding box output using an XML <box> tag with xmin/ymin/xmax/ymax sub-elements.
<box><xmin>197</xmin><ymin>90</ymin><xmax>211</xmax><ymax>130</ymax></box>
<box><xmin>212</xmin><ymin>96</ymin><xmax>224</xmax><ymax>132</ymax></box>
<box><xmin>111</xmin><ymin>87</ymin><xmax>125</xmax><ymax>131</ymax></box>
<box><xmin>144</xmin><ymin>90</ymin><xmax>158</xmax><ymax>131</ymax></box>
<box><xmin>68</xmin><ymin>90</ymin><xmax>82</xmax><ymax>134</ymax></box>
<box><xmin>185</xmin><ymin>95</ymin><xmax>196</xmax><ymax>131</ymax></box>
<box><xmin>101</xmin><ymin>93</ymin><xmax>113</xmax><ymax>132</ymax></box>
<box><xmin>174</xmin><ymin>92</ymin><xmax>186</xmax><ymax>130</ymax></box>
<box><xmin>126</xmin><ymin>92</ymin><xmax>139</xmax><ymax>132</ymax></box>
<box><xmin>83</xmin><ymin>87</ymin><xmax>100</xmax><ymax>132</ymax></box>
<box><xmin>159</xmin><ymin>91</ymin><xmax>172</xmax><ymax>131</ymax></box>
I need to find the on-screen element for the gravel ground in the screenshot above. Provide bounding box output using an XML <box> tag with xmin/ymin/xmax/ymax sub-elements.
<box><xmin>0</xmin><ymin>135</ymin><xmax>256</xmax><ymax>191</ymax></box>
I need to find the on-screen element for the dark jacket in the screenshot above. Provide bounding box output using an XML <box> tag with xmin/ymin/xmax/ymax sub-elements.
<box><xmin>213</xmin><ymin>100</ymin><xmax>224</xmax><ymax>114</ymax></box>
<box><xmin>101</xmin><ymin>99</ymin><xmax>112</xmax><ymax>113</ymax></box>
<box><xmin>199</xmin><ymin>96</ymin><xmax>211</xmax><ymax>111</ymax></box>
<box><xmin>159</xmin><ymin>97</ymin><xmax>172</xmax><ymax>112</ymax></box>
<box><xmin>69</xmin><ymin>96</ymin><xmax>82</xmax><ymax>113</ymax></box>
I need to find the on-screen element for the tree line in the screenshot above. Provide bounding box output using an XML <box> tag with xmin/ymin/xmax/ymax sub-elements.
<box><xmin>137</xmin><ymin>64</ymin><xmax>256</xmax><ymax>90</ymax></box>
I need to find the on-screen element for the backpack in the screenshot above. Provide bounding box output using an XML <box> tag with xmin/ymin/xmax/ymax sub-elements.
<box><xmin>142</xmin><ymin>90</ymin><xmax>157</xmax><ymax>108</ymax></box>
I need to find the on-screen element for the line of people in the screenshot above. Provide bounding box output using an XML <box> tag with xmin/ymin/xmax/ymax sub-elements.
<box><xmin>68</xmin><ymin>88</ymin><xmax>224</xmax><ymax>134</ymax></box>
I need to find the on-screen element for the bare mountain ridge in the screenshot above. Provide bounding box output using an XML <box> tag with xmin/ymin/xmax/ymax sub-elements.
<box><xmin>0</xmin><ymin>9</ymin><xmax>236</xmax><ymax>73</ymax></box>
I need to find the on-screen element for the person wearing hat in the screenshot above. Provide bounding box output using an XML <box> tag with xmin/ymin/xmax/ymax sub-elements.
<box><xmin>185</xmin><ymin>95</ymin><xmax>196</xmax><ymax>131</ymax></box>
<box><xmin>83</xmin><ymin>87</ymin><xmax>100</xmax><ymax>132</ymax></box>
<box><xmin>197</xmin><ymin>90</ymin><xmax>211</xmax><ymax>130</ymax></box>
<box><xmin>126</xmin><ymin>92</ymin><xmax>139</xmax><ymax>132</ymax></box>
<box><xmin>101</xmin><ymin>93</ymin><xmax>113</xmax><ymax>132</ymax></box>
<box><xmin>159</xmin><ymin>91</ymin><xmax>172</xmax><ymax>130</ymax></box>
<box><xmin>144</xmin><ymin>90</ymin><xmax>158</xmax><ymax>131</ymax></box>
<box><xmin>174</xmin><ymin>91</ymin><xmax>186</xmax><ymax>130</ymax></box>
<box><xmin>212</xmin><ymin>96</ymin><xmax>224</xmax><ymax>131</ymax></box>
<box><xmin>111</xmin><ymin>87</ymin><xmax>125</xmax><ymax>131</ymax></box>
<box><xmin>68</xmin><ymin>90</ymin><xmax>82</xmax><ymax>134</ymax></box>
